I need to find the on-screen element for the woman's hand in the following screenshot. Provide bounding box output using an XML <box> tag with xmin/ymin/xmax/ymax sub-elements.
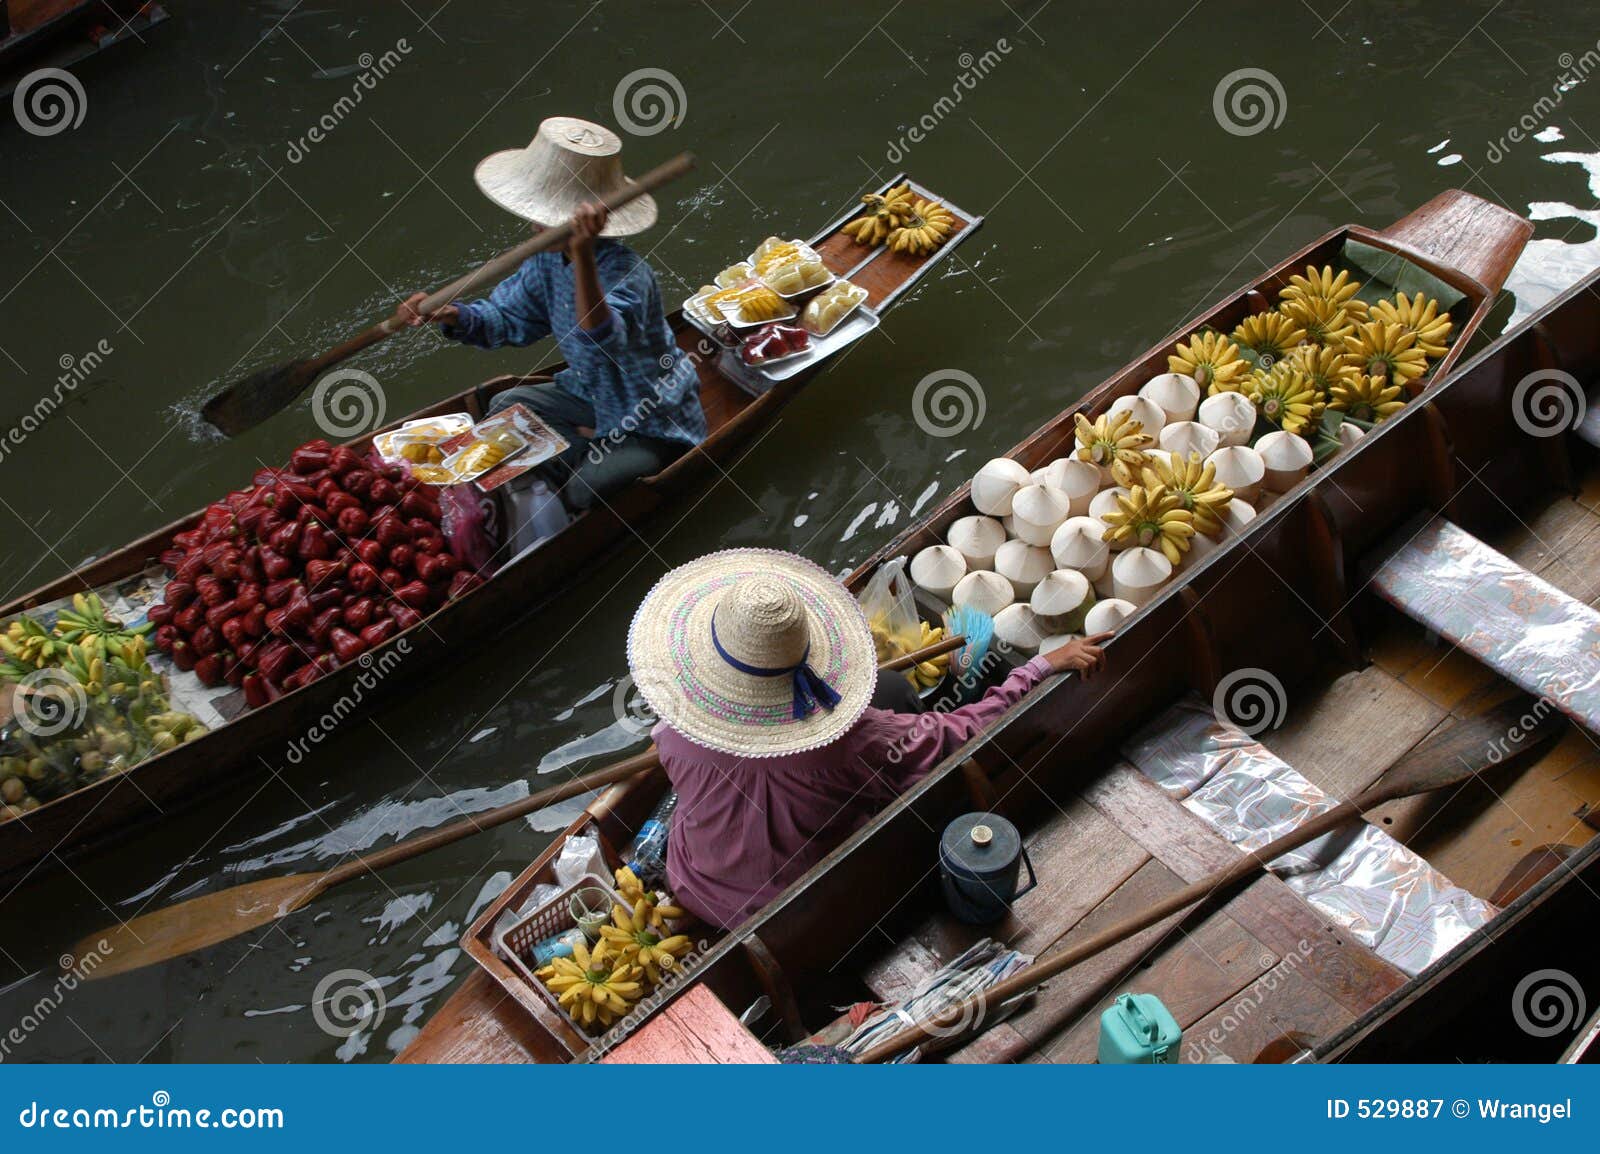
<box><xmin>397</xmin><ymin>292</ymin><xmax>458</xmax><ymax>328</ymax></box>
<box><xmin>568</xmin><ymin>201</ymin><xmax>609</xmax><ymax>255</ymax></box>
<box><xmin>1041</xmin><ymin>631</ymin><xmax>1114</xmax><ymax>679</ymax></box>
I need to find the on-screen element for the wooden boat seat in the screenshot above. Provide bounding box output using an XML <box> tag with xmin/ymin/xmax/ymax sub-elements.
<box><xmin>1369</xmin><ymin>515</ymin><xmax>1600</xmax><ymax>734</ymax></box>
<box><xmin>597</xmin><ymin>985</ymin><xmax>776</xmax><ymax>1064</ymax></box>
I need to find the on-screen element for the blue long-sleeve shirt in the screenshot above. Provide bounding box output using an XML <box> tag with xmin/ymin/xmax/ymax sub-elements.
<box><xmin>442</xmin><ymin>240</ymin><xmax>706</xmax><ymax>448</ymax></box>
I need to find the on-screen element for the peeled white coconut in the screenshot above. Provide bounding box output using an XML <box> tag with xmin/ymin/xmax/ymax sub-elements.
<box><xmin>1031</xmin><ymin>568</ymin><xmax>1096</xmax><ymax>633</ymax></box>
<box><xmin>1108</xmin><ymin>394</ymin><xmax>1167</xmax><ymax>441</ymax></box>
<box><xmin>909</xmin><ymin>544</ymin><xmax>967</xmax><ymax>602</ymax></box>
<box><xmin>1139</xmin><ymin>372</ymin><xmax>1201</xmax><ymax>423</ymax></box>
<box><xmin>1198</xmin><ymin>391</ymin><xmax>1257</xmax><ymax>448</ymax></box>
<box><xmin>1337</xmin><ymin>422</ymin><xmax>1366</xmax><ymax>450</ymax></box>
<box><xmin>994</xmin><ymin>539</ymin><xmax>1054</xmax><ymax>598</ymax></box>
<box><xmin>1002</xmin><ymin>514</ymin><xmax>1017</xmax><ymax>536</ymax></box>
<box><xmin>1037</xmin><ymin>633</ymin><xmax>1081</xmax><ymax>654</ymax></box>
<box><xmin>1083</xmin><ymin>597</ymin><xmax>1137</xmax><ymax>634</ymax></box>
<box><xmin>951</xmin><ymin>570</ymin><xmax>1015</xmax><ymax>617</ymax></box>
<box><xmin>1205</xmin><ymin>445</ymin><xmax>1265</xmax><ymax>506</ymax></box>
<box><xmin>993</xmin><ymin>603</ymin><xmax>1046</xmax><ymax>656</ymax></box>
<box><xmin>1088</xmin><ymin>486</ymin><xmax>1128</xmax><ymax>521</ymax></box>
<box><xmin>1158</xmin><ymin>420</ymin><xmax>1221</xmax><ymax>461</ymax></box>
<box><xmin>1112</xmin><ymin>547</ymin><xmax>1173</xmax><ymax>607</ymax></box>
<box><xmin>1031</xmin><ymin>458</ymin><xmax>1100</xmax><ymax>517</ymax></box>
<box><xmin>947</xmin><ymin>515</ymin><xmax>1007</xmax><ymax>572</ymax></box>
<box><xmin>1010</xmin><ymin>483</ymin><xmax>1072</xmax><ymax>547</ymax></box>
<box><xmin>1188</xmin><ymin>498</ymin><xmax>1257</xmax><ymax>563</ymax></box>
<box><xmin>1255</xmin><ymin>430</ymin><xmax>1313</xmax><ymax>493</ymax></box>
<box><xmin>1050</xmin><ymin>516</ymin><xmax>1110</xmax><ymax>582</ymax></box>
<box><xmin>971</xmin><ymin>457</ymin><xmax>1032</xmax><ymax>516</ymax></box>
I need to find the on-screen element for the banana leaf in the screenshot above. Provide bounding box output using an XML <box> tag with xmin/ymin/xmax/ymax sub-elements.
<box><xmin>1341</xmin><ymin>239</ymin><xmax>1468</xmax><ymax>314</ymax></box>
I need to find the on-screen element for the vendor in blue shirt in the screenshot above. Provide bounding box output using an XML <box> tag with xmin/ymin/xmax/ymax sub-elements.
<box><xmin>399</xmin><ymin>117</ymin><xmax>705</xmax><ymax>513</ymax></box>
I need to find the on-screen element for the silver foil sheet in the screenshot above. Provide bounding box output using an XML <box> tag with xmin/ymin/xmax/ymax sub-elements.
<box><xmin>1123</xmin><ymin>693</ymin><xmax>1495</xmax><ymax>976</ymax></box>
<box><xmin>1120</xmin><ymin>697</ymin><xmax>1265</xmax><ymax>799</ymax></box>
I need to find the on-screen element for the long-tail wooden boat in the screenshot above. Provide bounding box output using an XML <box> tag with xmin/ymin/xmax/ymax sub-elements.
<box><xmin>0</xmin><ymin>1</ymin><xmax>167</xmax><ymax>98</ymax></box>
<box><xmin>398</xmin><ymin>189</ymin><xmax>1560</xmax><ymax>1063</ymax></box>
<box><xmin>0</xmin><ymin>176</ymin><xmax>981</xmax><ymax>877</ymax></box>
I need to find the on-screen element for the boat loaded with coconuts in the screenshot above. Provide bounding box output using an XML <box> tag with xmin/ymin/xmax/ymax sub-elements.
<box><xmin>387</xmin><ymin>190</ymin><xmax>1600</xmax><ymax>1064</ymax></box>
<box><xmin>0</xmin><ymin>176</ymin><xmax>981</xmax><ymax>875</ymax></box>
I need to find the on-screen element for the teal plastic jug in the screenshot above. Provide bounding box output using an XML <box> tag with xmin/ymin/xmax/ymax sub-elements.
<box><xmin>1097</xmin><ymin>993</ymin><xmax>1181</xmax><ymax>1064</ymax></box>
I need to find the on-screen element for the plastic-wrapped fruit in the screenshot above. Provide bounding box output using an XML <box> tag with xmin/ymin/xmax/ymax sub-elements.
<box><xmin>735</xmin><ymin>286</ymin><xmax>789</xmax><ymax>323</ymax></box>
<box><xmin>740</xmin><ymin>324</ymin><xmax>810</xmax><ymax>366</ymax></box>
<box><xmin>715</xmin><ymin>262</ymin><xmax>753</xmax><ymax>288</ymax></box>
<box><xmin>802</xmin><ymin>280</ymin><xmax>868</xmax><ymax>335</ymax></box>
<box><xmin>763</xmin><ymin>254</ymin><xmax>831</xmax><ymax>296</ymax></box>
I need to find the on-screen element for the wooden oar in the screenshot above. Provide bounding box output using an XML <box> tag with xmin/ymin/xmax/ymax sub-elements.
<box><xmin>74</xmin><ymin>634</ymin><xmax>964</xmax><ymax>979</ymax></box>
<box><xmin>852</xmin><ymin>696</ymin><xmax>1563</xmax><ymax>1064</ymax></box>
<box><xmin>199</xmin><ymin>152</ymin><xmax>697</xmax><ymax>436</ymax></box>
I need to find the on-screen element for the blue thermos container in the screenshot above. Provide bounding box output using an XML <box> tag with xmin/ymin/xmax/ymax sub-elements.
<box><xmin>938</xmin><ymin>812</ymin><xmax>1037</xmax><ymax>924</ymax></box>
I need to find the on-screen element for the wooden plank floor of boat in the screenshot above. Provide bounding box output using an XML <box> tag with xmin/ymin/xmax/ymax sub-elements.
<box><xmin>889</xmin><ymin>473</ymin><xmax>1600</xmax><ymax>1064</ymax></box>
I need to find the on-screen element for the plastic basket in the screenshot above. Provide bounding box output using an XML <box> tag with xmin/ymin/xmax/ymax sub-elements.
<box><xmin>497</xmin><ymin>873</ymin><xmax>630</xmax><ymax>1035</ymax></box>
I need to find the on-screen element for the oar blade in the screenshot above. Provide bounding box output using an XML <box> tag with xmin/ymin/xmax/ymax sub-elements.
<box><xmin>73</xmin><ymin>873</ymin><xmax>327</xmax><ymax>981</ymax></box>
<box><xmin>1374</xmin><ymin>695</ymin><xmax>1565</xmax><ymax>801</ymax></box>
<box><xmin>200</xmin><ymin>359</ymin><xmax>318</xmax><ymax>436</ymax></box>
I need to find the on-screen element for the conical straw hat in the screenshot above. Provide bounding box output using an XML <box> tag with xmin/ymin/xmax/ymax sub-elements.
<box><xmin>474</xmin><ymin>116</ymin><xmax>658</xmax><ymax>235</ymax></box>
<box><xmin>627</xmin><ymin>549</ymin><xmax>878</xmax><ymax>757</ymax></box>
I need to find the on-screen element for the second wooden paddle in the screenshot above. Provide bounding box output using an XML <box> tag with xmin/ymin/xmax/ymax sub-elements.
<box><xmin>73</xmin><ymin>633</ymin><xmax>966</xmax><ymax>979</ymax></box>
<box><xmin>200</xmin><ymin>152</ymin><xmax>696</xmax><ymax>436</ymax></box>
<box><xmin>852</xmin><ymin>697</ymin><xmax>1562</xmax><ymax>1064</ymax></box>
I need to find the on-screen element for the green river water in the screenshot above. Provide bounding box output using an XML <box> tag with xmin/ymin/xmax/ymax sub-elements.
<box><xmin>3</xmin><ymin>2</ymin><xmax>1600</xmax><ymax>1061</ymax></box>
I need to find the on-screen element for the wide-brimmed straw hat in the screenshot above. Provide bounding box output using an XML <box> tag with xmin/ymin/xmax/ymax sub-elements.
<box><xmin>474</xmin><ymin>116</ymin><xmax>657</xmax><ymax>236</ymax></box>
<box><xmin>627</xmin><ymin>549</ymin><xmax>878</xmax><ymax>758</ymax></box>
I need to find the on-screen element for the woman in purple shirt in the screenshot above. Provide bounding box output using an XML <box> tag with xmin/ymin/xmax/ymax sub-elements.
<box><xmin>627</xmin><ymin>549</ymin><xmax>1111</xmax><ymax>930</ymax></box>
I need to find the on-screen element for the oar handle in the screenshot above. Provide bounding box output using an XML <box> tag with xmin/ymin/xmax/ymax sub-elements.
<box><xmin>298</xmin><ymin>153</ymin><xmax>697</xmax><ymax>379</ymax></box>
<box><xmin>879</xmin><ymin>634</ymin><xmax>966</xmax><ymax>673</ymax></box>
<box><xmin>323</xmin><ymin>749</ymin><xmax>663</xmax><ymax>886</ymax></box>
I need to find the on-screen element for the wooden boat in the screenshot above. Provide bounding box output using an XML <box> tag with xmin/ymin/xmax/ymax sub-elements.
<box><xmin>0</xmin><ymin>1</ymin><xmax>167</xmax><ymax>98</ymax></box>
<box><xmin>398</xmin><ymin>189</ymin><xmax>1562</xmax><ymax>1064</ymax></box>
<box><xmin>0</xmin><ymin>177</ymin><xmax>982</xmax><ymax>877</ymax></box>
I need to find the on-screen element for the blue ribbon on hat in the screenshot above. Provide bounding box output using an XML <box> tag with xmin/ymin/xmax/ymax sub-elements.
<box><xmin>711</xmin><ymin>611</ymin><xmax>841</xmax><ymax>721</ymax></box>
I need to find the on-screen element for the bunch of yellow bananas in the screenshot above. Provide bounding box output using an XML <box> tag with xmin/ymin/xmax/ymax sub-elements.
<box><xmin>905</xmin><ymin>619</ymin><xmax>952</xmax><ymax>691</ymax></box>
<box><xmin>2</xmin><ymin>617</ymin><xmax>60</xmax><ymax>671</ymax></box>
<box><xmin>887</xmin><ymin>198</ymin><xmax>956</xmax><ymax>256</ymax></box>
<box><xmin>53</xmin><ymin>591</ymin><xmax>152</xmax><ymax>653</ymax></box>
<box><xmin>843</xmin><ymin>183</ymin><xmax>917</xmax><ymax>247</ymax></box>
<box><xmin>535</xmin><ymin>938</ymin><xmax>644</xmax><ymax>1031</ymax></box>
<box><xmin>600</xmin><ymin>896</ymin><xmax>693</xmax><ymax>986</ymax></box>
<box><xmin>1099</xmin><ymin>485</ymin><xmax>1197</xmax><ymax>565</ymax></box>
